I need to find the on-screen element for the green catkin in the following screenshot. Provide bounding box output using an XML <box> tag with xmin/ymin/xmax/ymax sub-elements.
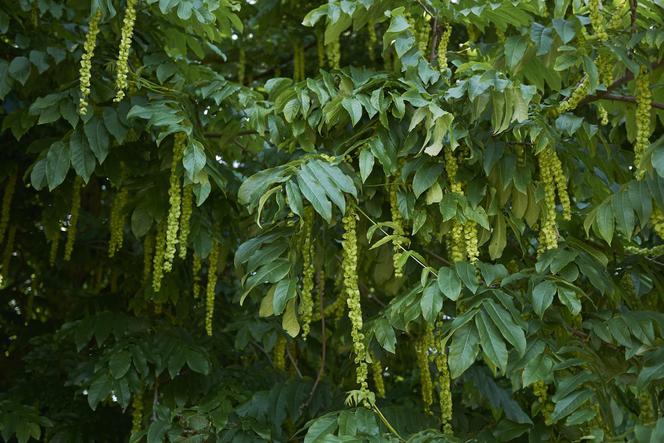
<box><xmin>588</xmin><ymin>0</ymin><xmax>608</xmax><ymax>41</ymax></box>
<box><xmin>463</xmin><ymin>220</ymin><xmax>479</xmax><ymax>263</ymax></box>
<box><xmin>367</xmin><ymin>21</ymin><xmax>377</xmax><ymax>63</ymax></box>
<box><xmin>416</xmin><ymin>326</ymin><xmax>434</xmax><ymax>414</ymax></box>
<box><xmin>342</xmin><ymin>205</ymin><xmax>370</xmax><ymax>399</ymax></box>
<box><xmin>557</xmin><ymin>75</ymin><xmax>590</xmax><ymax>115</ymax></box>
<box><xmin>192</xmin><ymin>253</ymin><xmax>201</xmax><ymax>298</ymax></box>
<box><xmin>597</xmin><ymin>53</ymin><xmax>613</xmax><ymax>86</ymax></box>
<box><xmin>639</xmin><ymin>390</ymin><xmax>656</xmax><ymax>422</ymax></box>
<box><xmin>205</xmin><ymin>242</ymin><xmax>220</xmax><ymax>336</ymax></box>
<box><xmin>538</xmin><ymin>149</ymin><xmax>559</xmax><ymax>253</ymax></box>
<box><xmin>299</xmin><ymin>209</ymin><xmax>315</xmax><ymax>339</ymax></box>
<box><xmin>317</xmin><ymin>33</ymin><xmax>325</xmax><ymax>69</ymax></box>
<box><xmin>114</xmin><ymin>0</ymin><xmax>138</xmax><ymax>102</ymax></box>
<box><xmin>634</xmin><ymin>68</ymin><xmax>651</xmax><ymax>180</ymax></box>
<box><xmin>327</xmin><ymin>38</ymin><xmax>340</xmax><ymax>70</ymax></box>
<box><xmin>1</xmin><ymin>225</ymin><xmax>16</xmax><ymax>278</ymax></box>
<box><xmin>609</xmin><ymin>0</ymin><xmax>629</xmax><ymax>30</ymax></box>
<box><xmin>533</xmin><ymin>380</ymin><xmax>553</xmax><ymax>424</ymax></box>
<box><xmin>108</xmin><ymin>187</ymin><xmax>128</xmax><ymax>257</ymax></box>
<box><xmin>495</xmin><ymin>26</ymin><xmax>506</xmax><ymax>43</ymax></box>
<box><xmin>434</xmin><ymin>324</ymin><xmax>453</xmax><ymax>435</ymax></box>
<box><xmin>0</xmin><ymin>172</ymin><xmax>17</xmax><ymax>245</ymax></box>
<box><xmin>651</xmin><ymin>208</ymin><xmax>664</xmax><ymax>239</ymax></box>
<box><xmin>142</xmin><ymin>233</ymin><xmax>154</xmax><ymax>285</ymax></box>
<box><xmin>49</xmin><ymin>228</ymin><xmax>60</xmax><ymax>267</ymax></box>
<box><xmin>437</xmin><ymin>24</ymin><xmax>452</xmax><ymax>71</ymax></box>
<box><xmin>178</xmin><ymin>184</ymin><xmax>193</xmax><ymax>260</ymax></box>
<box><xmin>274</xmin><ymin>336</ymin><xmax>287</xmax><ymax>370</ymax></box>
<box><xmin>370</xmin><ymin>354</ymin><xmax>386</xmax><ymax>398</ymax></box>
<box><xmin>444</xmin><ymin>149</ymin><xmax>466</xmax><ymax>263</ymax></box>
<box><xmin>625</xmin><ymin>244</ymin><xmax>664</xmax><ymax>257</ymax></box>
<box><xmin>238</xmin><ymin>48</ymin><xmax>246</xmax><ymax>85</ymax></box>
<box><xmin>152</xmin><ymin>222</ymin><xmax>166</xmax><ymax>292</ymax></box>
<box><xmin>597</xmin><ymin>105</ymin><xmax>609</xmax><ymax>125</ymax></box>
<box><xmin>418</xmin><ymin>15</ymin><xmax>431</xmax><ymax>54</ymax></box>
<box><xmin>548</xmin><ymin>148</ymin><xmax>572</xmax><ymax>220</ymax></box>
<box><xmin>131</xmin><ymin>392</ymin><xmax>143</xmax><ymax>435</ymax></box>
<box><xmin>164</xmin><ymin>133</ymin><xmax>185</xmax><ymax>273</ymax></box>
<box><xmin>78</xmin><ymin>10</ymin><xmax>102</xmax><ymax>115</ymax></box>
<box><xmin>389</xmin><ymin>181</ymin><xmax>405</xmax><ymax>278</ymax></box>
<box><xmin>64</xmin><ymin>177</ymin><xmax>82</xmax><ymax>261</ymax></box>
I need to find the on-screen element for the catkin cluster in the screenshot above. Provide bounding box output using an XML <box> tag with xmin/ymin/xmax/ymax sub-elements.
<box><xmin>299</xmin><ymin>209</ymin><xmax>315</xmax><ymax>339</ymax></box>
<box><xmin>639</xmin><ymin>390</ymin><xmax>656</xmax><ymax>422</ymax></box>
<box><xmin>588</xmin><ymin>0</ymin><xmax>608</xmax><ymax>41</ymax></box>
<box><xmin>293</xmin><ymin>42</ymin><xmax>305</xmax><ymax>82</ymax></box>
<box><xmin>416</xmin><ymin>326</ymin><xmax>435</xmax><ymax>414</ymax></box>
<box><xmin>131</xmin><ymin>392</ymin><xmax>143</xmax><ymax>435</ymax></box>
<box><xmin>0</xmin><ymin>172</ymin><xmax>17</xmax><ymax>245</ymax></box>
<box><xmin>537</xmin><ymin>147</ymin><xmax>570</xmax><ymax>253</ymax></box>
<box><xmin>437</xmin><ymin>24</ymin><xmax>452</xmax><ymax>71</ymax></box>
<box><xmin>634</xmin><ymin>69</ymin><xmax>651</xmax><ymax>180</ymax></box>
<box><xmin>273</xmin><ymin>336</ymin><xmax>287</xmax><ymax>370</ymax></box>
<box><xmin>152</xmin><ymin>222</ymin><xmax>166</xmax><ymax>292</ymax></box>
<box><xmin>327</xmin><ymin>38</ymin><xmax>340</xmax><ymax>70</ymax></box>
<box><xmin>192</xmin><ymin>253</ymin><xmax>201</xmax><ymax>298</ymax></box>
<box><xmin>78</xmin><ymin>10</ymin><xmax>102</xmax><ymax>115</ymax></box>
<box><xmin>164</xmin><ymin>133</ymin><xmax>186</xmax><ymax>273</ymax></box>
<box><xmin>178</xmin><ymin>185</ymin><xmax>193</xmax><ymax>259</ymax></box>
<box><xmin>205</xmin><ymin>242</ymin><xmax>220</xmax><ymax>336</ymax></box>
<box><xmin>108</xmin><ymin>187</ymin><xmax>128</xmax><ymax>257</ymax></box>
<box><xmin>532</xmin><ymin>380</ymin><xmax>554</xmax><ymax>424</ymax></box>
<box><xmin>389</xmin><ymin>182</ymin><xmax>405</xmax><ymax>277</ymax></box>
<box><xmin>114</xmin><ymin>0</ymin><xmax>138</xmax><ymax>102</ymax></box>
<box><xmin>142</xmin><ymin>233</ymin><xmax>154</xmax><ymax>285</ymax></box>
<box><xmin>370</xmin><ymin>354</ymin><xmax>386</xmax><ymax>398</ymax></box>
<box><xmin>557</xmin><ymin>76</ymin><xmax>590</xmax><ymax>115</ymax></box>
<box><xmin>64</xmin><ymin>177</ymin><xmax>82</xmax><ymax>261</ymax></box>
<box><xmin>651</xmin><ymin>208</ymin><xmax>664</xmax><ymax>239</ymax></box>
<box><xmin>342</xmin><ymin>205</ymin><xmax>370</xmax><ymax>397</ymax></box>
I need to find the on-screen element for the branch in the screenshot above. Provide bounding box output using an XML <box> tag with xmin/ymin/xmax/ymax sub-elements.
<box><xmin>584</xmin><ymin>92</ymin><xmax>664</xmax><ymax>110</ymax></box>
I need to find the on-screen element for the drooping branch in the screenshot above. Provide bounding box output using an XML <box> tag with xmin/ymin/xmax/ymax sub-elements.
<box><xmin>584</xmin><ymin>92</ymin><xmax>664</xmax><ymax>110</ymax></box>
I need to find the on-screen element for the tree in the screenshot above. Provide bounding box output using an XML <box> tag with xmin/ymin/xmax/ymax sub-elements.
<box><xmin>1</xmin><ymin>0</ymin><xmax>664</xmax><ymax>441</ymax></box>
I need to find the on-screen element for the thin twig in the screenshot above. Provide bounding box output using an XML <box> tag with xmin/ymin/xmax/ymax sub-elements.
<box><xmin>286</xmin><ymin>344</ymin><xmax>303</xmax><ymax>378</ymax></box>
<box><xmin>584</xmin><ymin>93</ymin><xmax>664</xmax><ymax>110</ymax></box>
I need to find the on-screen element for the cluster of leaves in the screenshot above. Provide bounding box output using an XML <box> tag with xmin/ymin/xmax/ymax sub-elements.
<box><xmin>1</xmin><ymin>0</ymin><xmax>664</xmax><ymax>442</ymax></box>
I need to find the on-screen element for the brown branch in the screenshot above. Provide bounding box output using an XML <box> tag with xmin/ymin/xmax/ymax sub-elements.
<box><xmin>429</xmin><ymin>16</ymin><xmax>441</xmax><ymax>64</ymax></box>
<box><xmin>629</xmin><ymin>0</ymin><xmax>637</xmax><ymax>33</ymax></box>
<box><xmin>584</xmin><ymin>92</ymin><xmax>664</xmax><ymax>110</ymax></box>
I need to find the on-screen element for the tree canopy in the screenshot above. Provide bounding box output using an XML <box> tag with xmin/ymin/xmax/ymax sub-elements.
<box><xmin>1</xmin><ymin>0</ymin><xmax>664</xmax><ymax>441</ymax></box>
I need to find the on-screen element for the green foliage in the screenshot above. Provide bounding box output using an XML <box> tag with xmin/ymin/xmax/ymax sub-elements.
<box><xmin>1</xmin><ymin>0</ymin><xmax>664</xmax><ymax>441</ymax></box>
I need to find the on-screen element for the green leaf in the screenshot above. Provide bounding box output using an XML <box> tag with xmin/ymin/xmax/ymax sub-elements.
<box><xmin>448</xmin><ymin>323</ymin><xmax>480</xmax><ymax>378</ymax></box>
<box><xmin>304</xmin><ymin>415</ymin><xmax>338</xmax><ymax>443</ymax></box>
<box><xmin>45</xmin><ymin>141</ymin><xmax>70</xmax><ymax>190</ymax></box>
<box><xmin>455</xmin><ymin>261</ymin><xmax>479</xmax><ymax>294</ymax></box>
<box><xmin>183</xmin><ymin>139</ymin><xmax>206</xmax><ymax>182</ymax></box>
<box><xmin>552</xmin><ymin>18</ymin><xmax>575</xmax><ymax>44</ymax></box>
<box><xmin>272</xmin><ymin>278</ymin><xmax>297</xmax><ymax>315</ymax></box>
<box><xmin>87</xmin><ymin>374</ymin><xmax>113</xmax><ymax>410</ymax></box>
<box><xmin>437</xmin><ymin>266</ymin><xmax>462</xmax><ymax>301</ymax></box>
<box><xmin>359</xmin><ymin>149</ymin><xmax>374</xmax><ymax>183</ymax></box>
<box><xmin>282</xmin><ymin>299</ymin><xmax>300</xmax><ymax>337</ymax></box>
<box><xmin>595</xmin><ymin>201</ymin><xmax>614</xmax><ymax>245</ymax></box>
<box><xmin>420</xmin><ymin>283</ymin><xmax>443</xmax><ymax>323</ymax></box>
<box><xmin>532</xmin><ymin>280</ymin><xmax>556</xmax><ymax>318</ymax></box>
<box><xmin>549</xmin><ymin>389</ymin><xmax>593</xmax><ymax>423</ymax></box>
<box><xmin>522</xmin><ymin>348</ymin><xmax>554</xmax><ymax>387</ymax></box>
<box><xmin>84</xmin><ymin>118</ymin><xmax>110</xmax><ymax>164</ymax></box>
<box><xmin>504</xmin><ymin>36</ymin><xmax>528</xmax><ymax>69</ymax></box>
<box><xmin>9</xmin><ymin>56</ymin><xmax>30</xmax><ymax>85</ymax></box>
<box><xmin>483</xmin><ymin>299</ymin><xmax>526</xmax><ymax>356</ymax></box>
<box><xmin>341</xmin><ymin>97</ymin><xmax>362</xmax><ymax>126</ymax></box>
<box><xmin>69</xmin><ymin>131</ymin><xmax>95</xmax><ymax>183</ymax></box>
<box><xmin>186</xmin><ymin>349</ymin><xmax>210</xmax><ymax>374</ymax></box>
<box><xmin>530</xmin><ymin>23</ymin><xmax>553</xmax><ymax>56</ymax></box>
<box><xmin>475</xmin><ymin>311</ymin><xmax>508</xmax><ymax>372</ymax></box>
<box><xmin>374</xmin><ymin>318</ymin><xmax>396</xmax><ymax>353</ymax></box>
<box><xmin>297</xmin><ymin>167</ymin><xmax>333</xmax><ymax>222</ymax></box>
<box><xmin>109</xmin><ymin>350</ymin><xmax>132</xmax><ymax>379</ymax></box>
<box><xmin>412</xmin><ymin>163</ymin><xmax>442</xmax><ymax>198</ymax></box>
